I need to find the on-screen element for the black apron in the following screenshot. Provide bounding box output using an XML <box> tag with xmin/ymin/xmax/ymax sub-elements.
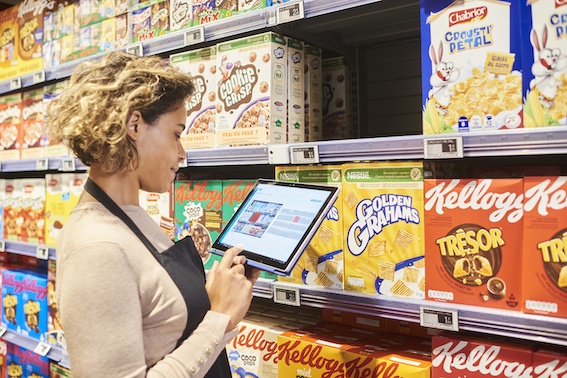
<box><xmin>84</xmin><ymin>179</ymin><xmax>230</xmax><ymax>377</ymax></box>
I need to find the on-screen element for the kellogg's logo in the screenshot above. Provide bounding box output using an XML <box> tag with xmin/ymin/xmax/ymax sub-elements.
<box><xmin>278</xmin><ymin>340</ymin><xmax>343</xmax><ymax>378</ymax></box>
<box><xmin>222</xmin><ymin>180</ymin><xmax>254</xmax><ymax>208</ymax></box>
<box><xmin>345</xmin><ymin>356</ymin><xmax>402</xmax><ymax>378</ymax></box>
<box><xmin>174</xmin><ymin>181</ymin><xmax>222</xmax><ymax>211</ymax></box>
<box><xmin>232</xmin><ymin>325</ymin><xmax>279</xmax><ymax>363</ymax></box>
<box><xmin>524</xmin><ymin>177</ymin><xmax>567</xmax><ymax>216</ymax></box>
<box><xmin>448</xmin><ymin>6</ymin><xmax>488</xmax><ymax>27</ymax></box>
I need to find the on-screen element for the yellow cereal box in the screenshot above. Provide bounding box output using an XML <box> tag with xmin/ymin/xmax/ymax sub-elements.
<box><xmin>171</xmin><ymin>46</ymin><xmax>218</xmax><ymax>149</ymax></box>
<box><xmin>20</xmin><ymin>89</ymin><xmax>45</xmax><ymax>159</ymax></box>
<box><xmin>0</xmin><ymin>93</ymin><xmax>22</xmax><ymax>161</ymax></box>
<box><xmin>522</xmin><ymin>0</ymin><xmax>567</xmax><ymax>127</ymax></box>
<box><xmin>287</xmin><ymin>38</ymin><xmax>304</xmax><ymax>143</ymax></box>
<box><xmin>342</xmin><ymin>162</ymin><xmax>425</xmax><ymax>299</ymax></box>
<box><xmin>0</xmin><ymin>6</ymin><xmax>19</xmax><ymax>81</ymax></box>
<box><xmin>421</xmin><ymin>0</ymin><xmax>524</xmax><ymax>133</ymax></box>
<box><xmin>276</xmin><ymin>165</ymin><xmax>344</xmax><ymax>289</ymax></box>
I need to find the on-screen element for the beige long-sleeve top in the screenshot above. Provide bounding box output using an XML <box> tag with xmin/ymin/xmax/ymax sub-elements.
<box><xmin>56</xmin><ymin>202</ymin><xmax>237</xmax><ymax>377</ymax></box>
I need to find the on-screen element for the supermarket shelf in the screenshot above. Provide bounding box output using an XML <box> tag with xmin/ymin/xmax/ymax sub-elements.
<box><xmin>253</xmin><ymin>277</ymin><xmax>276</xmax><ymax>299</ymax></box>
<box><xmin>1</xmin><ymin>240</ymin><xmax>56</xmax><ymax>260</ymax></box>
<box><xmin>1</xmin><ymin>329</ymin><xmax>70</xmax><ymax>368</ymax></box>
<box><xmin>186</xmin><ymin>145</ymin><xmax>270</xmax><ymax>166</ymax></box>
<box><xmin>273</xmin><ymin>282</ymin><xmax>567</xmax><ymax>347</ymax></box>
<box><xmin>0</xmin><ymin>157</ymin><xmax>88</xmax><ymax>173</ymax></box>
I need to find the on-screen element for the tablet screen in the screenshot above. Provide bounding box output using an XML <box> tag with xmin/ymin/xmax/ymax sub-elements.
<box><xmin>211</xmin><ymin>179</ymin><xmax>338</xmax><ymax>273</ymax></box>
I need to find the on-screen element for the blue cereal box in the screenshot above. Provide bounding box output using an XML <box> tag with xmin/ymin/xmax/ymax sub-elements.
<box><xmin>522</xmin><ymin>0</ymin><xmax>567</xmax><ymax>127</ymax></box>
<box><xmin>21</xmin><ymin>271</ymin><xmax>48</xmax><ymax>342</ymax></box>
<box><xmin>421</xmin><ymin>0</ymin><xmax>524</xmax><ymax>134</ymax></box>
<box><xmin>7</xmin><ymin>343</ymin><xmax>49</xmax><ymax>378</ymax></box>
<box><xmin>2</xmin><ymin>269</ymin><xmax>22</xmax><ymax>333</ymax></box>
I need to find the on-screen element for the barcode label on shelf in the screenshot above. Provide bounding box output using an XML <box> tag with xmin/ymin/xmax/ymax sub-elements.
<box><xmin>184</xmin><ymin>26</ymin><xmax>205</xmax><ymax>46</ymax></box>
<box><xmin>32</xmin><ymin>70</ymin><xmax>46</xmax><ymax>84</ymax></box>
<box><xmin>290</xmin><ymin>145</ymin><xmax>319</xmax><ymax>164</ymax></box>
<box><xmin>34</xmin><ymin>342</ymin><xmax>52</xmax><ymax>357</ymax></box>
<box><xmin>61</xmin><ymin>158</ymin><xmax>76</xmax><ymax>172</ymax></box>
<box><xmin>36</xmin><ymin>158</ymin><xmax>48</xmax><ymax>171</ymax></box>
<box><xmin>273</xmin><ymin>284</ymin><xmax>300</xmax><ymax>306</ymax></box>
<box><xmin>10</xmin><ymin>77</ymin><xmax>21</xmax><ymax>91</ymax></box>
<box><xmin>276</xmin><ymin>1</ymin><xmax>305</xmax><ymax>24</ymax></box>
<box><xmin>424</xmin><ymin>137</ymin><xmax>463</xmax><ymax>159</ymax></box>
<box><xmin>420</xmin><ymin>307</ymin><xmax>459</xmax><ymax>331</ymax></box>
<box><xmin>0</xmin><ymin>327</ymin><xmax>6</xmax><ymax>338</ymax></box>
<box><xmin>36</xmin><ymin>246</ymin><xmax>49</xmax><ymax>260</ymax></box>
<box><xmin>126</xmin><ymin>43</ymin><xmax>144</xmax><ymax>57</ymax></box>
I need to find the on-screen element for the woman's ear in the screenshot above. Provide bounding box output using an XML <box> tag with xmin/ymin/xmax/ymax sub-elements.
<box><xmin>126</xmin><ymin>110</ymin><xmax>143</xmax><ymax>140</ymax></box>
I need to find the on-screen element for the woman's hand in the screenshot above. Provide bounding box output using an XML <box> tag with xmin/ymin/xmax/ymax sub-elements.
<box><xmin>205</xmin><ymin>245</ymin><xmax>260</xmax><ymax>332</ymax></box>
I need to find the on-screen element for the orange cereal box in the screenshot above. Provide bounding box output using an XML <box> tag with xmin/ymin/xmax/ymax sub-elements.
<box><xmin>17</xmin><ymin>0</ymin><xmax>54</xmax><ymax>76</ymax></box>
<box><xmin>522</xmin><ymin>176</ymin><xmax>567</xmax><ymax>318</ymax></box>
<box><xmin>0</xmin><ymin>5</ymin><xmax>19</xmax><ymax>81</ymax></box>
<box><xmin>20</xmin><ymin>178</ymin><xmax>45</xmax><ymax>244</ymax></box>
<box><xmin>343</xmin><ymin>162</ymin><xmax>425</xmax><ymax>299</ymax></box>
<box><xmin>0</xmin><ymin>93</ymin><xmax>22</xmax><ymax>161</ymax></box>
<box><xmin>21</xmin><ymin>88</ymin><xmax>45</xmax><ymax>159</ymax></box>
<box><xmin>424</xmin><ymin>178</ymin><xmax>524</xmax><ymax>311</ymax></box>
<box><xmin>276</xmin><ymin>165</ymin><xmax>344</xmax><ymax>289</ymax></box>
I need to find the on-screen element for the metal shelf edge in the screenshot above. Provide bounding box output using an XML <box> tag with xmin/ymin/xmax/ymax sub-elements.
<box><xmin>2</xmin><ymin>240</ymin><xmax>56</xmax><ymax>260</ymax></box>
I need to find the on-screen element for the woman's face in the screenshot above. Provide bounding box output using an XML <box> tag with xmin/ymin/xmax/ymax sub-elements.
<box><xmin>136</xmin><ymin>104</ymin><xmax>186</xmax><ymax>194</ymax></box>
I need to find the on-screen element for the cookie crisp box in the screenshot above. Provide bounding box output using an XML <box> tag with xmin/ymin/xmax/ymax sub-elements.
<box><xmin>215</xmin><ymin>32</ymin><xmax>287</xmax><ymax>146</ymax></box>
<box><xmin>421</xmin><ymin>0</ymin><xmax>524</xmax><ymax>134</ymax></box>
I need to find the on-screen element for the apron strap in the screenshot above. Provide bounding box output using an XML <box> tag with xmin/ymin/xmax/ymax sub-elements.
<box><xmin>84</xmin><ymin>178</ymin><xmax>164</xmax><ymax>265</ymax></box>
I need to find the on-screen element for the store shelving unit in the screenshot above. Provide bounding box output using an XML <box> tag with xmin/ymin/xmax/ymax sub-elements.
<box><xmin>0</xmin><ymin>329</ymin><xmax>69</xmax><ymax>368</ymax></box>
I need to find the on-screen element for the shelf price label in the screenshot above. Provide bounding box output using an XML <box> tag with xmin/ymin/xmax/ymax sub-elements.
<box><xmin>36</xmin><ymin>158</ymin><xmax>49</xmax><ymax>171</ymax></box>
<box><xmin>0</xmin><ymin>327</ymin><xmax>6</xmax><ymax>338</ymax></box>
<box><xmin>36</xmin><ymin>246</ymin><xmax>50</xmax><ymax>260</ymax></box>
<box><xmin>290</xmin><ymin>145</ymin><xmax>319</xmax><ymax>164</ymax></box>
<box><xmin>10</xmin><ymin>77</ymin><xmax>22</xmax><ymax>91</ymax></box>
<box><xmin>423</xmin><ymin>136</ymin><xmax>463</xmax><ymax>159</ymax></box>
<box><xmin>126</xmin><ymin>43</ymin><xmax>144</xmax><ymax>57</ymax></box>
<box><xmin>34</xmin><ymin>342</ymin><xmax>52</xmax><ymax>357</ymax></box>
<box><xmin>276</xmin><ymin>1</ymin><xmax>305</xmax><ymax>24</ymax></box>
<box><xmin>32</xmin><ymin>70</ymin><xmax>46</xmax><ymax>84</ymax></box>
<box><xmin>184</xmin><ymin>26</ymin><xmax>205</xmax><ymax>46</ymax></box>
<box><xmin>420</xmin><ymin>306</ymin><xmax>459</xmax><ymax>331</ymax></box>
<box><xmin>61</xmin><ymin>158</ymin><xmax>76</xmax><ymax>172</ymax></box>
<box><xmin>273</xmin><ymin>284</ymin><xmax>300</xmax><ymax>307</ymax></box>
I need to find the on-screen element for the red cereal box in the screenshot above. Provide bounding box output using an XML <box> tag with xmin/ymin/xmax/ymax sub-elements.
<box><xmin>522</xmin><ymin>176</ymin><xmax>567</xmax><ymax>318</ymax></box>
<box><xmin>533</xmin><ymin>346</ymin><xmax>567</xmax><ymax>378</ymax></box>
<box><xmin>424</xmin><ymin>179</ymin><xmax>524</xmax><ymax>310</ymax></box>
<box><xmin>0</xmin><ymin>93</ymin><xmax>22</xmax><ymax>161</ymax></box>
<box><xmin>21</xmin><ymin>88</ymin><xmax>45</xmax><ymax>159</ymax></box>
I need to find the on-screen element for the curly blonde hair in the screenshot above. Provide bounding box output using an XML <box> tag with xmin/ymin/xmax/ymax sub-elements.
<box><xmin>46</xmin><ymin>51</ymin><xmax>195</xmax><ymax>174</ymax></box>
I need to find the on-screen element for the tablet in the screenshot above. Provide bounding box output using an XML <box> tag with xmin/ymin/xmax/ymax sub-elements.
<box><xmin>210</xmin><ymin>179</ymin><xmax>339</xmax><ymax>276</ymax></box>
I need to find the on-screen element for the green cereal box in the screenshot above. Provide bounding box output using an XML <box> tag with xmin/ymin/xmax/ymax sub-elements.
<box><xmin>275</xmin><ymin>165</ymin><xmax>344</xmax><ymax>289</ymax></box>
<box><xmin>342</xmin><ymin>162</ymin><xmax>425</xmax><ymax>299</ymax></box>
<box><xmin>174</xmin><ymin>180</ymin><xmax>223</xmax><ymax>270</ymax></box>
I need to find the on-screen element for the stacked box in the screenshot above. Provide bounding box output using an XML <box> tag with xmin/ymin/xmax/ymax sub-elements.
<box><xmin>0</xmin><ymin>93</ymin><xmax>22</xmax><ymax>161</ymax></box>
<box><xmin>287</xmin><ymin>38</ymin><xmax>304</xmax><ymax>143</ymax></box>
<box><xmin>533</xmin><ymin>347</ymin><xmax>567</xmax><ymax>376</ymax></box>
<box><xmin>343</xmin><ymin>162</ymin><xmax>425</xmax><ymax>299</ymax></box>
<box><xmin>322</xmin><ymin>57</ymin><xmax>352</xmax><ymax>140</ymax></box>
<box><xmin>139</xmin><ymin>185</ymin><xmax>175</xmax><ymax>240</ymax></box>
<box><xmin>0</xmin><ymin>5</ymin><xmax>19</xmax><ymax>81</ymax></box>
<box><xmin>421</xmin><ymin>0</ymin><xmax>524</xmax><ymax>134</ymax></box>
<box><xmin>79</xmin><ymin>0</ymin><xmax>114</xmax><ymax>28</ymax></box>
<box><xmin>2</xmin><ymin>269</ymin><xmax>22</xmax><ymax>333</ymax></box>
<box><xmin>174</xmin><ymin>180</ymin><xmax>223</xmax><ymax>270</ymax></box>
<box><xmin>21</xmin><ymin>89</ymin><xmax>46</xmax><ymax>159</ymax></box>
<box><xmin>425</xmin><ymin>178</ymin><xmax>523</xmax><ymax>311</ymax></box>
<box><xmin>21</xmin><ymin>271</ymin><xmax>49</xmax><ymax>342</ymax></box>
<box><xmin>132</xmin><ymin>0</ymin><xmax>170</xmax><ymax>42</ymax></box>
<box><xmin>522</xmin><ymin>0</ymin><xmax>567</xmax><ymax>127</ymax></box>
<box><xmin>170</xmin><ymin>0</ymin><xmax>192</xmax><ymax>31</ymax></box>
<box><xmin>276</xmin><ymin>165</ymin><xmax>344</xmax><ymax>289</ymax></box>
<box><xmin>44</xmin><ymin>82</ymin><xmax>71</xmax><ymax>157</ymax></box>
<box><xmin>115</xmin><ymin>12</ymin><xmax>129</xmax><ymax>48</ymax></box>
<box><xmin>523</xmin><ymin>176</ymin><xmax>567</xmax><ymax>318</ymax></box>
<box><xmin>304</xmin><ymin>45</ymin><xmax>323</xmax><ymax>142</ymax></box>
<box><xmin>192</xmin><ymin>0</ymin><xmax>235</xmax><ymax>26</ymax></box>
<box><xmin>20</xmin><ymin>178</ymin><xmax>46</xmax><ymax>245</ymax></box>
<box><xmin>216</xmin><ymin>32</ymin><xmax>287</xmax><ymax>146</ymax></box>
<box><xmin>47</xmin><ymin>259</ymin><xmax>66</xmax><ymax>348</ymax></box>
<box><xmin>170</xmin><ymin>46</ymin><xmax>218</xmax><ymax>149</ymax></box>
<box><xmin>3</xmin><ymin>180</ymin><xmax>22</xmax><ymax>241</ymax></box>
<box><xmin>7</xmin><ymin>342</ymin><xmax>49</xmax><ymax>378</ymax></box>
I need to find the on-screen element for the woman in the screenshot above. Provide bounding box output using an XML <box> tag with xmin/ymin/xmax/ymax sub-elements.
<box><xmin>46</xmin><ymin>51</ymin><xmax>259</xmax><ymax>377</ymax></box>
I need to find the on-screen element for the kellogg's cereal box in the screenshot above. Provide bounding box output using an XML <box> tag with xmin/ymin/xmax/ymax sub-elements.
<box><xmin>533</xmin><ymin>347</ymin><xmax>567</xmax><ymax>377</ymax></box>
<box><xmin>0</xmin><ymin>93</ymin><xmax>22</xmax><ymax>161</ymax></box>
<box><xmin>44</xmin><ymin>81</ymin><xmax>71</xmax><ymax>157</ymax></box>
<box><xmin>20</xmin><ymin>178</ymin><xmax>46</xmax><ymax>245</ymax></box>
<box><xmin>170</xmin><ymin>0</ymin><xmax>192</xmax><ymax>31</ymax></box>
<box><xmin>21</xmin><ymin>88</ymin><xmax>45</xmax><ymax>159</ymax></box>
<box><xmin>425</xmin><ymin>179</ymin><xmax>523</xmax><ymax>311</ymax></box>
<box><xmin>131</xmin><ymin>3</ymin><xmax>152</xmax><ymax>42</ymax></box>
<box><xmin>171</xmin><ymin>46</ymin><xmax>218</xmax><ymax>149</ymax></box>
<box><xmin>216</xmin><ymin>32</ymin><xmax>288</xmax><ymax>146</ymax></box>
<box><xmin>7</xmin><ymin>342</ymin><xmax>49</xmax><ymax>377</ymax></box>
<box><xmin>523</xmin><ymin>176</ymin><xmax>567</xmax><ymax>318</ymax></box>
<box><xmin>287</xmin><ymin>38</ymin><xmax>304</xmax><ymax>143</ymax></box>
<box><xmin>140</xmin><ymin>185</ymin><xmax>175</xmax><ymax>240</ymax></box>
<box><xmin>0</xmin><ymin>5</ymin><xmax>19</xmax><ymax>81</ymax></box>
<box><xmin>343</xmin><ymin>162</ymin><xmax>425</xmax><ymax>299</ymax></box>
<box><xmin>2</xmin><ymin>269</ymin><xmax>22</xmax><ymax>332</ymax></box>
<box><xmin>49</xmin><ymin>362</ymin><xmax>72</xmax><ymax>377</ymax></box>
<box><xmin>21</xmin><ymin>271</ymin><xmax>48</xmax><ymax>342</ymax></box>
<box><xmin>174</xmin><ymin>180</ymin><xmax>223</xmax><ymax>270</ymax></box>
<box><xmin>322</xmin><ymin>56</ymin><xmax>352</xmax><ymax>140</ymax></box>
<box><xmin>17</xmin><ymin>0</ymin><xmax>54</xmax><ymax>76</ymax></box>
<box><xmin>421</xmin><ymin>0</ymin><xmax>524</xmax><ymax>133</ymax></box>
<box><xmin>522</xmin><ymin>0</ymin><xmax>567</xmax><ymax>127</ymax></box>
<box><xmin>304</xmin><ymin>44</ymin><xmax>323</xmax><ymax>142</ymax></box>
<box><xmin>276</xmin><ymin>165</ymin><xmax>344</xmax><ymax>289</ymax></box>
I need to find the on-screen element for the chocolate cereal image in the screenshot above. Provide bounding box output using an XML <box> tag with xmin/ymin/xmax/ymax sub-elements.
<box><xmin>190</xmin><ymin>222</ymin><xmax>212</xmax><ymax>263</ymax></box>
<box><xmin>543</xmin><ymin>227</ymin><xmax>567</xmax><ymax>293</ymax></box>
<box><xmin>187</xmin><ymin>107</ymin><xmax>215</xmax><ymax>134</ymax></box>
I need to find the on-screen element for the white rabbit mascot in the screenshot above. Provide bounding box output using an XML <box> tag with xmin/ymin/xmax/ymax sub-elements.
<box><xmin>428</xmin><ymin>42</ymin><xmax>460</xmax><ymax>115</ymax></box>
<box><xmin>530</xmin><ymin>26</ymin><xmax>567</xmax><ymax>108</ymax></box>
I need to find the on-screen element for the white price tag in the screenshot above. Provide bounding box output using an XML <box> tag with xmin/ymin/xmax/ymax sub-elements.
<box><xmin>273</xmin><ymin>285</ymin><xmax>300</xmax><ymax>306</ymax></box>
<box><xmin>423</xmin><ymin>137</ymin><xmax>463</xmax><ymax>159</ymax></box>
<box><xmin>32</xmin><ymin>70</ymin><xmax>46</xmax><ymax>84</ymax></box>
<box><xmin>10</xmin><ymin>77</ymin><xmax>22</xmax><ymax>91</ymax></box>
<box><xmin>0</xmin><ymin>327</ymin><xmax>7</xmax><ymax>338</ymax></box>
<box><xmin>36</xmin><ymin>158</ymin><xmax>49</xmax><ymax>171</ymax></box>
<box><xmin>290</xmin><ymin>145</ymin><xmax>319</xmax><ymax>164</ymax></box>
<box><xmin>34</xmin><ymin>342</ymin><xmax>52</xmax><ymax>357</ymax></box>
<box><xmin>184</xmin><ymin>26</ymin><xmax>205</xmax><ymax>46</ymax></box>
<box><xmin>61</xmin><ymin>157</ymin><xmax>76</xmax><ymax>172</ymax></box>
<box><xmin>36</xmin><ymin>245</ymin><xmax>49</xmax><ymax>260</ymax></box>
<box><xmin>420</xmin><ymin>307</ymin><xmax>459</xmax><ymax>331</ymax></box>
<box><xmin>126</xmin><ymin>43</ymin><xmax>144</xmax><ymax>57</ymax></box>
<box><xmin>276</xmin><ymin>1</ymin><xmax>304</xmax><ymax>24</ymax></box>
<box><xmin>0</xmin><ymin>240</ymin><xmax>5</xmax><ymax>252</ymax></box>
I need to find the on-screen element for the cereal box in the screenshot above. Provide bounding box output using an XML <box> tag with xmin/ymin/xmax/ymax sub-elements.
<box><xmin>0</xmin><ymin>93</ymin><xmax>22</xmax><ymax>161</ymax></box>
<box><xmin>21</xmin><ymin>271</ymin><xmax>49</xmax><ymax>342</ymax></box>
<box><xmin>50</xmin><ymin>362</ymin><xmax>72</xmax><ymax>377</ymax></box>
<box><xmin>431</xmin><ymin>333</ymin><xmax>534</xmax><ymax>377</ymax></box>
<box><xmin>192</xmin><ymin>0</ymin><xmax>235</xmax><ymax>26</ymax></box>
<box><xmin>0</xmin><ymin>5</ymin><xmax>19</xmax><ymax>81</ymax></box>
<box><xmin>304</xmin><ymin>44</ymin><xmax>323</xmax><ymax>142</ymax></box>
<box><xmin>79</xmin><ymin>0</ymin><xmax>113</xmax><ymax>28</ymax></box>
<box><xmin>171</xmin><ymin>46</ymin><xmax>218</xmax><ymax>149</ymax></box>
<box><xmin>44</xmin><ymin>81</ymin><xmax>71</xmax><ymax>157</ymax></box>
<box><xmin>131</xmin><ymin>3</ymin><xmax>152</xmax><ymax>42</ymax></box>
<box><xmin>7</xmin><ymin>342</ymin><xmax>49</xmax><ymax>377</ymax></box>
<box><xmin>287</xmin><ymin>38</ymin><xmax>304</xmax><ymax>143</ymax></box>
<box><xmin>140</xmin><ymin>185</ymin><xmax>175</xmax><ymax>240</ymax></box>
<box><xmin>421</xmin><ymin>0</ymin><xmax>524</xmax><ymax>133</ymax></box>
<box><xmin>47</xmin><ymin>259</ymin><xmax>66</xmax><ymax>348</ymax></box>
<box><xmin>3</xmin><ymin>180</ymin><xmax>22</xmax><ymax>241</ymax></box>
<box><xmin>522</xmin><ymin>0</ymin><xmax>567</xmax><ymax>127</ymax></box>
<box><xmin>21</xmin><ymin>88</ymin><xmax>46</xmax><ymax>159</ymax></box>
<box><xmin>0</xmin><ymin>340</ymin><xmax>6</xmax><ymax>378</ymax></box>
<box><xmin>343</xmin><ymin>162</ymin><xmax>425</xmax><ymax>299</ymax></box>
<box><xmin>424</xmin><ymin>178</ymin><xmax>524</xmax><ymax>311</ymax></box>
<box><xmin>322</xmin><ymin>56</ymin><xmax>352</xmax><ymax>140</ymax></box>
<box><xmin>17</xmin><ymin>0</ymin><xmax>55</xmax><ymax>76</ymax></box>
<box><xmin>216</xmin><ymin>32</ymin><xmax>288</xmax><ymax>146</ymax></box>
<box><xmin>533</xmin><ymin>347</ymin><xmax>567</xmax><ymax>377</ymax></box>
<box><xmin>115</xmin><ymin>12</ymin><xmax>129</xmax><ymax>48</ymax></box>
<box><xmin>20</xmin><ymin>178</ymin><xmax>46</xmax><ymax>245</ymax></box>
<box><xmin>522</xmin><ymin>176</ymin><xmax>567</xmax><ymax>318</ymax></box>
<box><xmin>2</xmin><ymin>269</ymin><xmax>22</xmax><ymax>332</ymax></box>
<box><xmin>174</xmin><ymin>180</ymin><xmax>223</xmax><ymax>270</ymax></box>
<box><xmin>170</xmin><ymin>0</ymin><xmax>192</xmax><ymax>31</ymax></box>
<box><xmin>276</xmin><ymin>165</ymin><xmax>344</xmax><ymax>289</ymax></box>
<box><xmin>238</xmin><ymin>0</ymin><xmax>264</xmax><ymax>11</ymax></box>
